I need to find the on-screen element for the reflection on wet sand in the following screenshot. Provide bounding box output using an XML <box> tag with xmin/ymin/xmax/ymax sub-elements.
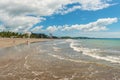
<box><xmin>0</xmin><ymin>43</ymin><xmax>120</xmax><ymax>80</ymax></box>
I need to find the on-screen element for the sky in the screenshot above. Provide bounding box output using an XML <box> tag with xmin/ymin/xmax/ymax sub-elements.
<box><xmin>0</xmin><ymin>0</ymin><xmax>120</xmax><ymax>38</ymax></box>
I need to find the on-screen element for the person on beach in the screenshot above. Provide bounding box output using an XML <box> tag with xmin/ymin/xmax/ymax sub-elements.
<box><xmin>26</xmin><ymin>40</ymin><xmax>29</xmax><ymax>45</ymax></box>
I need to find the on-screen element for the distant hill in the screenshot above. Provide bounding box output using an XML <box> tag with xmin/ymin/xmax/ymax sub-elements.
<box><xmin>60</xmin><ymin>36</ymin><xmax>94</xmax><ymax>39</ymax></box>
<box><xmin>72</xmin><ymin>37</ymin><xmax>93</xmax><ymax>39</ymax></box>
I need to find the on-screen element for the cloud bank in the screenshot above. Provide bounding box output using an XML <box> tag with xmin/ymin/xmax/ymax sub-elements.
<box><xmin>47</xmin><ymin>18</ymin><xmax>118</xmax><ymax>32</ymax></box>
<box><xmin>0</xmin><ymin>0</ymin><xmax>116</xmax><ymax>33</ymax></box>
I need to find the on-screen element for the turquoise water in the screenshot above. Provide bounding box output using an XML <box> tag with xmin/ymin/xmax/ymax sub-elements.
<box><xmin>66</xmin><ymin>39</ymin><xmax>120</xmax><ymax>67</ymax></box>
<box><xmin>79</xmin><ymin>39</ymin><xmax>120</xmax><ymax>50</ymax></box>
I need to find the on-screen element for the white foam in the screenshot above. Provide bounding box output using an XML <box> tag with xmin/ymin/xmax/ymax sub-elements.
<box><xmin>48</xmin><ymin>54</ymin><xmax>65</xmax><ymax>60</ymax></box>
<box><xmin>25</xmin><ymin>55</ymin><xmax>29</xmax><ymax>60</ymax></box>
<box><xmin>66</xmin><ymin>39</ymin><xmax>74</xmax><ymax>42</ymax></box>
<box><xmin>53</xmin><ymin>47</ymin><xmax>61</xmax><ymax>51</ymax></box>
<box><xmin>70</xmin><ymin>41</ymin><xmax>81</xmax><ymax>52</ymax></box>
<box><xmin>59</xmin><ymin>78</ymin><xmax>69</xmax><ymax>80</ymax></box>
<box><xmin>79</xmin><ymin>48</ymin><xmax>120</xmax><ymax>63</ymax></box>
<box><xmin>52</xmin><ymin>75</ymin><xmax>59</xmax><ymax>78</ymax></box>
<box><xmin>24</xmin><ymin>61</ymin><xmax>30</xmax><ymax>70</ymax></box>
<box><xmin>69</xmin><ymin>40</ymin><xmax>120</xmax><ymax>64</ymax></box>
<box><xmin>78</xmin><ymin>47</ymin><xmax>120</xmax><ymax>63</ymax></box>
<box><xmin>24</xmin><ymin>55</ymin><xmax>31</xmax><ymax>70</ymax></box>
<box><xmin>32</xmin><ymin>71</ymin><xmax>44</xmax><ymax>76</ymax></box>
<box><xmin>48</xmin><ymin>54</ymin><xmax>86</xmax><ymax>63</ymax></box>
<box><xmin>106</xmin><ymin>56</ymin><xmax>120</xmax><ymax>60</ymax></box>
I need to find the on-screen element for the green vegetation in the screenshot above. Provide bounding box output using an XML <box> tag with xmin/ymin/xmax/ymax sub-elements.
<box><xmin>0</xmin><ymin>31</ymin><xmax>93</xmax><ymax>39</ymax></box>
<box><xmin>61</xmin><ymin>36</ymin><xmax>72</xmax><ymax>39</ymax></box>
<box><xmin>0</xmin><ymin>31</ymin><xmax>24</xmax><ymax>38</ymax></box>
<box><xmin>30</xmin><ymin>33</ymin><xmax>49</xmax><ymax>38</ymax></box>
<box><xmin>0</xmin><ymin>31</ymin><xmax>49</xmax><ymax>38</ymax></box>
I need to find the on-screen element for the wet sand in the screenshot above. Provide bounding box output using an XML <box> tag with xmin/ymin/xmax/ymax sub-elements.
<box><xmin>0</xmin><ymin>40</ymin><xmax>120</xmax><ymax>80</ymax></box>
<box><xmin>0</xmin><ymin>38</ymin><xmax>49</xmax><ymax>48</ymax></box>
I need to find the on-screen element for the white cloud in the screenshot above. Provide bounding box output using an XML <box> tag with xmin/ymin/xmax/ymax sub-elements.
<box><xmin>30</xmin><ymin>26</ymin><xmax>43</xmax><ymax>33</ymax></box>
<box><xmin>0</xmin><ymin>0</ymin><xmax>71</xmax><ymax>32</ymax></box>
<box><xmin>0</xmin><ymin>0</ymin><xmax>113</xmax><ymax>16</ymax></box>
<box><xmin>57</xmin><ymin>0</ymin><xmax>114</xmax><ymax>14</ymax></box>
<box><xmin>57</xmin><ymin>6</ymin><xmax>81</xmax><ymax>15</ymax></box>
<box><xmin>74</xmin><ymin>0</ymin><xmax>112</xmax><ymax>11</ymax></box>
<box><xmin>0</xmin><ymin>13</ymin><xmax>42</xmax><ymax>32</ymax></box>
<box><xmin>47</xmin><ymin>18</ymin><xmax>118</xmax><ymax>32</ymax></box>
<box><xmin>0</xmin><ymin>0</ymin><xmax>115</xmax><ymax>32</ymax></box>
<box><xmin>47</xmin><ymin>26</ymin><xmax>61</xmax><ymax>33</ymax></box>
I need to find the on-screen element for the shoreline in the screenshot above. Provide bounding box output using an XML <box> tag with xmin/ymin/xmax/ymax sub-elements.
<box><xmin>0</xmin><ymin>38</ymin><xmax>49</xmax><ymax>48</ymax></box>
<box><xmin>0</xmin><ymin>39</ymin><xmax>120</xmax><ymax>80</ymax></box>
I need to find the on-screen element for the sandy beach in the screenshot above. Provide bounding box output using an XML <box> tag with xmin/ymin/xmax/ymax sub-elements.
<box><xmin>0</xmin><ymin>38</ymin><xmax>49</xmax><ymax>48</ymax></box>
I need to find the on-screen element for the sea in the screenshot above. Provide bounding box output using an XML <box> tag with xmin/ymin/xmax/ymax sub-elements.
<box><xmin>0</xmin><ymin>39</ymin><xmax>120</xmax><ymax>80</ymax></box>
<box><xmin>65</xmin><ymin>39</ymin><xmax>120</xmax><ymax>67</ymax></box>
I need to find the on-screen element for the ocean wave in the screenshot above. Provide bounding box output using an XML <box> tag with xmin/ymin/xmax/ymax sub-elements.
<box><xmin>53</xmin><ymin>47</ymin><xmax>61</xmax><ymax>51</ymax></box>
<box><xmin>53</xmin><ymin>40</ymin><xmax>67</xmax><ymax>45</ymax></box>
<box><xmin>69</xmin><ymin>39</ymin><xmax>120</xmax><ymax>64</ymax></box>
<box><xmin>65</xmin><ymin>39</ymin><xmax>74</xmax><ymax>42</ymax></box>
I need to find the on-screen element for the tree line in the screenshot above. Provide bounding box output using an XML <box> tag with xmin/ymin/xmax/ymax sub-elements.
<box><xmin>0</xmin><ymin>31</ymin><xmax>92</xmax><ymax>39</ymax></box>
<box><xmin>0</xmin><ymin>31</ymin><xmax>50</xmax><ymax>38</ymax></box>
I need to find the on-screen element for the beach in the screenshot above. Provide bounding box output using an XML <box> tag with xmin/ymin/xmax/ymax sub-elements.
<box><xmin>0</xmin><ymin>38</ymin><xmax>49</xmax><ymax>48</ymax></box>
<box><xmin>0</xmin><ymin>39</ymin><xmax>120</xmax><ymax>80</ymax></box>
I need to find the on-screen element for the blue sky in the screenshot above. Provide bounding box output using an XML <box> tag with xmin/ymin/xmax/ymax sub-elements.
<box><xmin>0</xmin><ymin>0</ymin><xmax>120</xmax><ymax>38</ymax></box>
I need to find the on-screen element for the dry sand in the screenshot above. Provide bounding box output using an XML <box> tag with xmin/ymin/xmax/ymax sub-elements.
<box><xmin>0</xmin><ymin>38</ymin><xmax>49</xmax><ymax>48</ymax></box>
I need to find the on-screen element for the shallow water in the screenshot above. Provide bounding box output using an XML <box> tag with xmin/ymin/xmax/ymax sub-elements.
<box><xmin>67</xmin><ymin>39</ymin><xmax>120</xmax><ymax>67</ymax></box>
<box><xmin>0</xmin><ymin>39</ymin><xmax>120</xmax><ymax>80</ymax></box>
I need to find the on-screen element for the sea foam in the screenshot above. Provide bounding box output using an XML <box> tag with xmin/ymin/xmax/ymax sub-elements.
<box><xmin>68</xmin><ymin>39</ymin><xmax>120</xmax><ymax>64</ymax></box>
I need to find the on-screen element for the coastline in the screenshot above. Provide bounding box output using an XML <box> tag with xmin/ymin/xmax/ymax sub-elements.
<box><xmin>0</xmin><ymin>38</ymin><xmax>49</xmax><ymax>48</ymax></box>
<box><xmin>0</xmin><ymin>39</ymin><xmax>120</xmax><ymax>80</ymax></box>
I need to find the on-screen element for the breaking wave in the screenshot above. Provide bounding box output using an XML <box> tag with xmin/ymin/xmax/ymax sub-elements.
<box><xmin>67</xmin><ymin>39</ymin><xmax>120</xmax><ymax>64</ymax></box>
